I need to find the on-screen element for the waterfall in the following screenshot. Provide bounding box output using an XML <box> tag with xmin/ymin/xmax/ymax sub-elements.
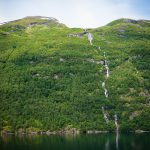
<box><xmin>102</xmin><ymin>106</ymin><xmax>109</xmax><ymax>123</ymax></box>
<box><xmin>87</xmin><ymin>32</ymin><xmax>119</xmax><ymax>133</ymax></box>
<box><xmin>87</xmin><ymin>33</ymin><xmax>93</xmax><ymax>45</ymax></box>
<box><xmin>114</xmin><ymin>114</ymin><xmax>119</xmax><ymax>149</ymax></box>
<box><xmin>104</xmin><ymin>88</ymin><xmax>108</xmax><ymax>98</ymax></box>
<box><xmin>104</xmin><ymin>53</ymin><xmax>109</xmax><ymax>78</ymax></box>
<box><xmin>105</xmin><ymin>63</ymin><xmax>109</xmax><ymax>78</ymax></box>
<box><xmin>114</xmin><ymin>114</ymin><xmax>119</xmax><ymax>131</ymax></box>
<box><xmin>102</xmin><ymin>82</ymin><xmax>108</xmax><ymax>98</ymax></box>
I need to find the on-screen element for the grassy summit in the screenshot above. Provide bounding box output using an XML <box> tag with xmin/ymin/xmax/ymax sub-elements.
<box><xmin>0</xmin><ymin>16</ymin><xmax>150</xmax><ymax>133</ymax></box>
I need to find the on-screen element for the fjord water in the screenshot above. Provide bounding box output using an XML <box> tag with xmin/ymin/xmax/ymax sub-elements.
<box><xmin>0</xmin><ymin>133</ymin><xmax>150</xmax><ymax>150</ymax></box>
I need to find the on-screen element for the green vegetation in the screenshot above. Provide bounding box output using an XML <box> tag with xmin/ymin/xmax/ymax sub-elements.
<box><xmin>0</xmin><ymin>17</ymin><xmax>150</xmax><ymax>133</ymax></box>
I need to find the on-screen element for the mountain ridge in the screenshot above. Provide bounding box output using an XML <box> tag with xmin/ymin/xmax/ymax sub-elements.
<box><xmin>0</xmin><ymin>16</ymin><xmax>67</xmax><ymax>28</ymax></box>
<box><xmin>1</xmin><ymin>16</ymin><xmax>150</xmax><ymax>28</ymax></box>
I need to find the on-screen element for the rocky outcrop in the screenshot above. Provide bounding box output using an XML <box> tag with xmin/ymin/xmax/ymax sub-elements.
<box><xmin>67</xmin><ymin>32</ymin><xmax>87</xmax><ymax>37</ymax></box>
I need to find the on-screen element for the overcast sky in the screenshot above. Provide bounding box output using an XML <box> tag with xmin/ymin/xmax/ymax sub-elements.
<box><xmin>0</xmin><ymin>0</ymin><xmax>150</xmax><ymax>28</ymax></box>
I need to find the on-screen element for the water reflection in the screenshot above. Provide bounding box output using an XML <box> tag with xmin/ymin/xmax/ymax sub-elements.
<box><xmin>104</xmin><ymin>132</ymin><xmax>119</xmax><ymax>150</ymax></box>
<box><xmin>116</xmin><ymin>131</ymin><xmax>119</xmax><ymax>150</ymax></box>
<box><xmin>105</xmin><ymin>138</ymin><xmax>109</xmax><ymax>150</ymax></box>
<box><xmin>0</xmin><ymin>133</ymin><xmax>150</xmax><ymax>150</ymax></box>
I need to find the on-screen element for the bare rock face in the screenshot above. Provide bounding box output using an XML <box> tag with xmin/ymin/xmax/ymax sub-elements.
<box><xmin>118</xmin><ymin>29</ymin><xmax>125</xmax><ymax>33</ymax></box>
<box><xmin>129</xmin><ymin>111</ymin><xmax>141</xmax><ymax>120</ymax></box>
<box><xmin>2</xmin><ymin>16</ymin><xmax>67</xmax><ymax>29</ymax></box>
<box><xmin>67</xmin><ymin>32</ymin><xmax>87</xmax><ymax>37</ymax></box>
<box><xmin>123</xmin><ymin>18</ymin><xmax>137</xmax><ymax>24</ymax></box>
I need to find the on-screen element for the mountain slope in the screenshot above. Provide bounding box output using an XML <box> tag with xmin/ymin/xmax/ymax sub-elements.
<box><xmin>5</xmin><ymin>16</ymin><xmax>66</xmax><ymax>26</ymax></box>
<box><xmin>0</xmin><ymin>17</ymin><xmax>150</xmax><ymax>133</ymax></box>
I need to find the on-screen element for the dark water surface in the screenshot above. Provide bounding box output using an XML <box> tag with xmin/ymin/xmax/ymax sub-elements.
<box><xmin>0</xmin><ymin>133</ymin><xmax>150</xmax><ymax>150</ymax></box>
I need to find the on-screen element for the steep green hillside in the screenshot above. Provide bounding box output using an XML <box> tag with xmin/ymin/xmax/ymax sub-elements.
<box><xmin>0</xmin><ymin>17</ymin><xmax>150</xmax><ymax>133</ymax></box>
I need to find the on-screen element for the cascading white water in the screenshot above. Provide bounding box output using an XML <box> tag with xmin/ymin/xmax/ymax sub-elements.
<box><xmin>104</xmin><ymin>53</ymin><xmax>109</xmax><ymax>78</ymax></box>
<box><xmin>102</xmin><ymin>106</ymin><xmax>109</xmax><ymax>123</ymax></box>
<box><xmin>114</xmin><ymin>114</ymin><xmax>119</xmax><ymax>131</ymax></box>
<box><xmin>105</xmin><ymin>64</ymin><xmax>109</xmax><ymax>78</ymax></box>
<box><xmin>87</xmin><ymin>33</ymin><xmax>93</xmax><ymax>45</ymax></box>
<box><xmin>102</xmin><ymin>82</ymin><xmax>108</xmax><ymax>98</ymax></box>
<box><xmin>104</xmin><ymin>88</ymin><xmax>108</xmax><ymax>98</ymax></box>
<box><xmin>86</xmin><ymin>32</ymin><xmax>119</xmax><ymax>133</ymax></box>
<box><xmin>114</xmin><ymin>114</ymin><xmax>119</xmax><ymax>150</ymax></box>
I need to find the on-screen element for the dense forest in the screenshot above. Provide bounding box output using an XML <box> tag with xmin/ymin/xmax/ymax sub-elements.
<box><xmin>0</xmin><ymin>16</ymin><xmax>150</xmax><ymax>133</ymax></box>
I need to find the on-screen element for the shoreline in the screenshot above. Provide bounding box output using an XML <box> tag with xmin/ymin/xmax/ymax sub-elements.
<box><xmin>1</xmin><ymin>129</ymin><xmax>149</xmax><ymax>136</ymax></box>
